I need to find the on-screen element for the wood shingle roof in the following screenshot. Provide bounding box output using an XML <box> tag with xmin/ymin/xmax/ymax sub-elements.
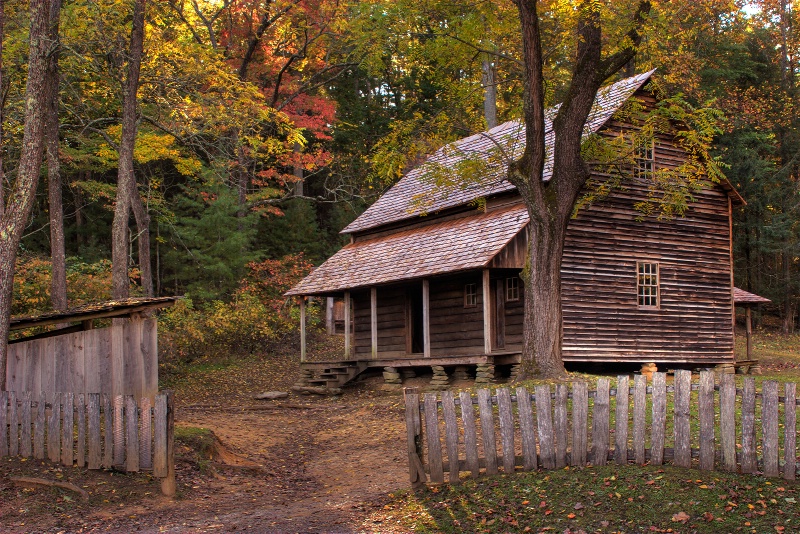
<box><xmin>733</xmin><ymin>287</ymin><xmax>771</xmax><ymax>305</ymax></box>
<box><xmin>285</xmin><ymin>204</ymin><xmax>530</xmax><ymax>295</ymax></box>
<box><xmin>342</xmin><ymin>70</ymin><xmax>657</xmax><ymax>235</ymax></box>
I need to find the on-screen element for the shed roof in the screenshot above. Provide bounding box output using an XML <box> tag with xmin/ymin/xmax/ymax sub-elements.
<box><xmin>286</xmin><ymin>204</ymin><xmax>529</xmax><ymax>295</ymax></box>
<box><xmin>342</xmin><ymin>70</ymin><xmax>657</xmax><ymax>235</ymax></box>
<box><xmin>9</xmin><ymin>296</ymin><xmax>180</xmax><ymax>331</ymax></box>
<box><xmin>733</xmin><ymin>287</ymin><xmax>771</xmax><ymax>305</ymax></box>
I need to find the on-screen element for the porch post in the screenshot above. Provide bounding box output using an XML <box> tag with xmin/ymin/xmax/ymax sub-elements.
<box><xmin>483</xmin><ymin>269</ymin><xmax>492</xmax><ymax>354</ymax></box>
<box><xmin>746</xmin><ymin>305</ymin><xmax>753</xmax><ymax>361</ymax></box>
<box><xmin>344</xmin><ymin>290</ymin><xmax>351</xmax><ymax>358</ymax></box>
<box><xmin>422</xmin><ymin>279</ymin><xmax>431</xmax><ymax>358</ymax></box>
<box><xmin>326</xmin><ymin>297</ymin><xmax>334</xmax><ymax>335</ymax></box>
<box><xmin>299</xmin><ymin>297</ymin><xmax>306</xmax><ymax>363</ymax></box>
<box><xmin>371</xmin><ymin>287</ymin><xmax>378</xmax><ymax>359</ymax></box>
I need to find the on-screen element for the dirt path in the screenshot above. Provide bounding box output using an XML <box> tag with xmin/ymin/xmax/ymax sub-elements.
<box><xmin>0</xmin><ymin>382</ymin><xmax>413</xmax><ymax>533</ymax></box>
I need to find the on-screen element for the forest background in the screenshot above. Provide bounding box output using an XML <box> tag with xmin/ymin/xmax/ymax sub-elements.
<box><xmin>1</xmin><ymin>0</ymin><xmax>798</xmax><ymax>365</ymax></box>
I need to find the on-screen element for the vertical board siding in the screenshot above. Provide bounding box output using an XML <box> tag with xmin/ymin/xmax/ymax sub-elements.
<box><xmin>5</xmin><ymin>318</ymin><xmax>158</xmax><ymax>398</ymax></box>
<box><xmin>403</xmin><ymin>377</ymin><xmax>800</xmax><ymax>484</ymax></box>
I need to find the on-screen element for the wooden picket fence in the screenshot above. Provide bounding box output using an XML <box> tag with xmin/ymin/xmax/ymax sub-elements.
<box><xmin>404</xmin><ymin>371</ymin><xmax>799</xmax><ymax>486</ymax></box>
<box><xmin>0</xmin><ymin>390</ymin><xmax>175</xmax><ymax>494</ymax></box>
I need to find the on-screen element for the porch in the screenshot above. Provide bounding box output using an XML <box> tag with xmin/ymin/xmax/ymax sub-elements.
<box><xmin>295</xmin><ymin>350</ymin><xmax>523</xmax><ymax>391</ymax></box>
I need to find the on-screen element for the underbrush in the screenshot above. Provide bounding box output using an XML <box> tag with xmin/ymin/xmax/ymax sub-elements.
<box><xmin>158</xmin><ymin>254</ymin><xmax>319</xmax><ymax>369</ymax></box>
<box><xmin>376</xmin><ymin>464</ymin><xmax>799</xmax><ymax>533</ymax></box>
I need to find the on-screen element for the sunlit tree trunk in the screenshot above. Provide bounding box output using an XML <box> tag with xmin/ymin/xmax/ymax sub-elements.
<box><xmin>112</xmin><ymin>0</ymin><xmax>146</xmax><ymax>299</ymax></box>
<box><xmin>0</xmin><ymin>0</ymin><xmax>61</xmax><ymax>387</ymax></box>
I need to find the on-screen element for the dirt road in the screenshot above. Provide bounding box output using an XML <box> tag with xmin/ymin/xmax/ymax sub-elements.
<box><xmin>0</xmin><ymin>378</ymin><xmax>414</xmax><ymax>533</ymax></box>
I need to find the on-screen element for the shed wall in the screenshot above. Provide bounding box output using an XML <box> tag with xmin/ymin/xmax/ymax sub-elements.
<box><xmin>5</xmin><ymin>317</ymin><xmax>158</xmax><ymax>399</ymax></box>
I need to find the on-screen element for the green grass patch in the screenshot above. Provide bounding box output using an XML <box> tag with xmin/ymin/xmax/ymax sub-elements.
<box><xmin>379</xmin><ymin>465</ymin><xmax>799</xmax><ymax>533</ymax></box>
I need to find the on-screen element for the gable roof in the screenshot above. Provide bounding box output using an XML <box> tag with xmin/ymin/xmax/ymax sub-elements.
<box><xmin>285</xmin><ymin>204</ymin><xmax>529</xmax><ymax>295</ymax></box>
<box><xmin>343</xmin><ymin>70</ymin><xmax>657</xmax><ymax>235</ymax></box>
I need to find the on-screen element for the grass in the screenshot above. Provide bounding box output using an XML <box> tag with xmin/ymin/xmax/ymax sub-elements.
<box><xmin>374</xmin><ymin>464</ymin><xmax>799</xmax><ymax>533</ymax></box>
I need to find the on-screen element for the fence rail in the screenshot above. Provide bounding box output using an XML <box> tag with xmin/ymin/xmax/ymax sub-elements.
<box><xmin>404</xmin><ymin>371</ymin><xmax>799</xmax><ymax>486</ymax></box>
<box><xmin>0</xmin><ymin>390</ymin><xmax>175</xmax><ymax>495</ymax></box>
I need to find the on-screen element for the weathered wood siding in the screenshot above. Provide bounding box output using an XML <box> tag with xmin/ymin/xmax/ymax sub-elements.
<box><xmin>353</xmin><ymin>287</ymin><xmax>406</xmax><ymax>358</ymax></box>
<box><xmin>6</xmin><ymin>318</ymin><xmax>159</xmax><ymax>399</ymax></box>
<box><xmin>560</xmin><ymin>181</ymin><xmax>733</xmax><ymax>363</ymax></box>
<box><xmin>558</xmin><ymin>98</ymin><xmax>734</xmax><ymax>363</ymax></box>
<box><xmin>429</xmin><ymin>275</ymin><xmax>484</xmax><ymax>356</ymax></box>
<box><xmin>353</xmin><ymin>275</ymin><xmax>488</xmax><ymax>358</ymax></box>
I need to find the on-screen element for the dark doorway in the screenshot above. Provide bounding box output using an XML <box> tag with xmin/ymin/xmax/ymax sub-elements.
<box><xmin>408</xmin><ymin>286</ymin><xmax>424</xmax><ymax>354</ymax></box>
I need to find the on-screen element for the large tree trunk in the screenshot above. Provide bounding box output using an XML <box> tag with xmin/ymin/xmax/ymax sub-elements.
<box><xmin>0</xmin><ymin>0</ymin><xmax>5</xmax><ymax>218</ymax></box>
<box><xmin>45</xmin><ymin>0</ymin><xmax>66</xmax><ymax>311</ymax></box>
<box><xmin>0</xmin><ymin>0</ymin><xmax>61</xmax><ymax>387</ymax></box>
<box><xmin>520</xmin><ymin>207</ymin><xmax>568</xmax><ymax>378</ymax></box>
<box><xmin>510</xmin><ymin>0</ymin><xmax>649</xmax><ymax>378</ymax></box>
<box><xmin>112</xmin><ymin>0</ymin><xmax>146</xmax><ymax>299</ymax></box>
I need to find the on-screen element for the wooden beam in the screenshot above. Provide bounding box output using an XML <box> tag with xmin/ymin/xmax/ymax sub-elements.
<box><xmin>344</xmin><ymin>291</ymin><xmax>351</xmax><ymax>358</ymax></box>
<box><xmin>483</xmin><ymin>269</ymin><xmax>491</xmax><ymax>354</ymax></box>
<box><xmin>300</xmin><ymin>297</ymin><xmax>307</xmax><ymax>363</ymax></box>
<box><xmin>371</xmin><ymin>287</ymin><xmax>378</xmax><ymax>359</ymax></box>
<box><xmin>422</xmin><ymin>280</ymin><xmax>430</xmax><ymax>358</ymax></box>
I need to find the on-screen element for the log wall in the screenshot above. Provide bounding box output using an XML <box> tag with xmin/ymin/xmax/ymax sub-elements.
<box><xmin>559</xmin><ymin>95</ymin><xmax>734</xmax><ymax>363</ymax></box>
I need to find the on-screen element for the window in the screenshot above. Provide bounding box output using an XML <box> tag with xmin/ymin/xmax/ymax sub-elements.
<box><xmin>637</xmin><ymin>262</ymin><xmax>659</xmax><ymax>308</ymax></box>
<box><xmin>506</xmin><ymin>277</ymin><xmax>520</xmax><ymax>301</ymax></box>
<box><xmin>634</xmin><ymin>139</ymin><xmax>654</xmax><ymax>179</ymax></box>
<box><xmin>464</xmin><ymin>283</ymin><xmax>478</xmax><ymax>307</ymax></box>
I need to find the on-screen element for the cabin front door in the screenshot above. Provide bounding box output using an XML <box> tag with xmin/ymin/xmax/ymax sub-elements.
<box><xmin>495</xmin><ymin>279</ymin><xmax>505</xmax><ymax>349</ymax></box>
<box><xmin>407</xmin><ymin>285</ymin><xmax>424</xmax><ymax>354</ymax></box>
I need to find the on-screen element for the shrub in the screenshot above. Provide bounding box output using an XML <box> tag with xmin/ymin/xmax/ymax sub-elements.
<box><xmin>158</xmin><ymin>253</ymin><xmax>317</xmax><ymax>364</ymax></box>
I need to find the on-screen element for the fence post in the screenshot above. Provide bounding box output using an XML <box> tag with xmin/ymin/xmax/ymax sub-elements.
<box><xmin>591</xmin><ymin>378</ymin><xmax>610</xmax><ymax>466</ymax></box>
<box><xmin>719</xmin><ymin>373</ymin><xmax>737</xmax><ymax>471</ymax></box>
<box><xmin>160</xmin><ymin>390</ymin><xmax>176</xmax><ymax>497</ymax></box>
<box><xmin>741</xmin><ymin>378</ymin><xmax>757</xmax><ymax>474</ymax></box>
<box><xmin>403</xmin><ymin>387</ymin><xmax>426</xmax><ymax>488</ymax></box>
<box><xmin>784</xmin><ymin>383</ymin><xmax>796</xmax><ymax>481</ymax></box>
<box><xmin>614</xmin><ymin>376</ymin><xmax>629</xmax><ymax>465</ymax></box>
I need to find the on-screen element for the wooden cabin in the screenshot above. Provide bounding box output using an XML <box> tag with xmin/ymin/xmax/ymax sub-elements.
<box><xmin>287</xmin><ymin>71</ymin><xmax>744</xmax><ymax>387</ymax></box>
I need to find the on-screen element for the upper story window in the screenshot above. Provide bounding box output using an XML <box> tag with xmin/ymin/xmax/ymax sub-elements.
<box><xmin>637</xmin><ymin>262</ymin><xmax>660</xmax><ymax>308</ymax></box>
<box><xmin>506</xmin><ymin>277</ymin><xmax>520</xmax><ymax>301</ymax></box>
<box><xmin>634</xmin><ymin>139</ymin><xmax>654</xmax><ymax>179</ymax></box>
<box><xmin>464</xmin><ymin>283</ymin><xmax>478</xmax><ymax>307</ymax></box>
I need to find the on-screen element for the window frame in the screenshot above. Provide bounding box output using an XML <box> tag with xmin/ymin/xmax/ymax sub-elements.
<box><xmin>506</xmin><ymin>277</ymin><xmax>520</xmax><ymax>302</ymax></box>
<box><xmin>633</xmin><ymin>138</ymin><xmax>655</xmax><ymax>180</ymax></box>
<box><xmin>637</xmin><ymin>261</ymin><xmax>660</xmax><ymax>309</ymax></box>
<box><xmin>464</xmin><ymin>283</ymin><xmax>478</xmax><ymax>308</ymax></box>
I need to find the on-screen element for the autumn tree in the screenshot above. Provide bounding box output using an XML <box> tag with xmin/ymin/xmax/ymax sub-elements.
<box><xmin>0</xmin><ymin>0</ymin><xmax>61</xmax><ymax>384</ymax></box>
<box><xmin>506</xmin><ymin>0</ymin><xmax>652</xmax><ymax>378</ymax></box>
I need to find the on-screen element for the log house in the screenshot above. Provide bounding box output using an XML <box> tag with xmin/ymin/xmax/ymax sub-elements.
<box><xmin>287</xmin><ymin>71</ymin><xmax>745</xmax><ymax>386</ymax></box>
